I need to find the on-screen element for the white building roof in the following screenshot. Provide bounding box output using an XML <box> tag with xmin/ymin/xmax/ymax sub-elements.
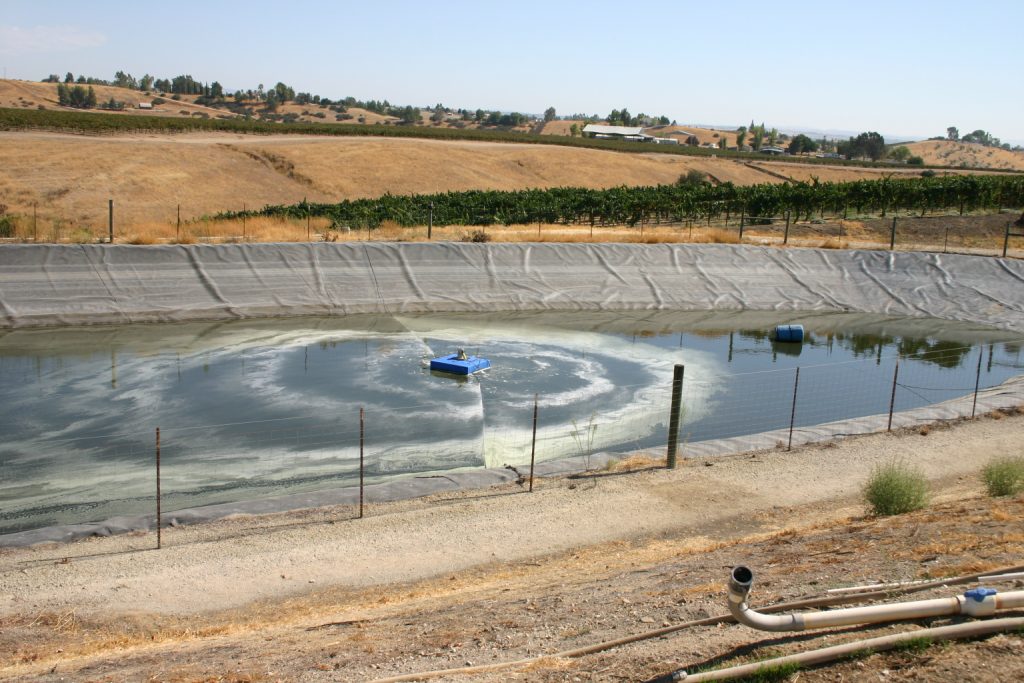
<box><xmin>582</xmin><ymin>124</ymin><xmax>646</xmax><ymax>136</ymax></box>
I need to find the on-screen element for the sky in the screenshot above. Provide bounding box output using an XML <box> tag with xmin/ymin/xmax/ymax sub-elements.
<box><xmin>1</xmin><ymin>0</ymin><xmax>1022</xmax><ymax>143</ymax></box>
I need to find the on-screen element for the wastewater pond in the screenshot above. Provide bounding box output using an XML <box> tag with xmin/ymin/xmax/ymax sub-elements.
<box><xmin>0</xmin><ymin>310</ymin><xmax>1020</xmax><ymax>535</ymax></box>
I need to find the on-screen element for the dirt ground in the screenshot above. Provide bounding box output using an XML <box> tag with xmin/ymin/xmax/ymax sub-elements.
<box><xmin>1</xmin><ymin>410</ymin><xmax>1022</xmax><ymax>682</ymax></box>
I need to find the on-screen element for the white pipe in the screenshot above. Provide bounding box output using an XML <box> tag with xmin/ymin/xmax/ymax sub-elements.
<box><xmin>670</xmin><ymin>616</ymin><xmax>1024</xmax><ymax>682</ymax></box>
<box><xmin>827</xmin><ymin>578</ymin><xmax>930</xmax><ymax>594</ymax></box>
<box><xmin>979</xmin><ymin>571</ymin><xmax>1024</xmax><ymax>583</ymax></box>
<box><xmin>727</xmin><ymin>565</ymin><xmax>1024</xmax><ymax>632</ymax></box>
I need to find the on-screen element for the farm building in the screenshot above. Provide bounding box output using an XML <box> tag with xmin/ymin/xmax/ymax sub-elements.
<box><xmin>582</xmin><ymin>124</ymin><xmax>650</xmax><ymax>142</ymax></box>
<box><xmin>138</xmin><ymin>102</ymin><xmax>153</xmax><ymax>110</ymax></box>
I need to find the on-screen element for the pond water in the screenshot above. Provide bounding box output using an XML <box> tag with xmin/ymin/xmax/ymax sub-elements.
<box><xmin>1</xmin><ymin>311</ymin><xmax>1020</xmax><ymax>535</ymax></box>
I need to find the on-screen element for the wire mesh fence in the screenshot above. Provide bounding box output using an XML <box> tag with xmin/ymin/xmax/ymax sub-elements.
<box><xmin>1</xmin><ymin>340</ymin><xmax>1022</xmax><ymax>541</ymax></box>
<box><xmin>2</xmin><ymin>199</ymin><xmax>1021</xmax><ymax>258</ymax></box>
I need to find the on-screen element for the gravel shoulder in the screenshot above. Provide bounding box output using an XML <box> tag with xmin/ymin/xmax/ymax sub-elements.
<box><xmin>1</xmin><ymin>411</ymin><xmax>1022</xmax><ymax>681</ymax></box>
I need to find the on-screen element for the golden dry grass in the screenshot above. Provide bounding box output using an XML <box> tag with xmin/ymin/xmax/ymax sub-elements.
<box><xmin>1</xmin><ymin>129</ymin><xmax>976</xmax><ymax>233</ymax></box>
<box><xmin>904</xmin><ymin>139</ymin><xmax>1024</xmax><ymax>171</ymax></box>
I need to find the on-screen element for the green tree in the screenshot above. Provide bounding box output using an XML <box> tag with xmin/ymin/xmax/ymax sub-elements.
<box><xmin>569</xmin><ymin>123</ymin><xmax>579</xmax><ymax>137</ymax></box>
<box><xmin>787</xmin><ymin>134</ymin><xmax>818</xmax><ymax>155</ymax></box>
<box><xmin>544</xmin><ymin>106</ymin><xmax>556</xmax><ymax>122</ymax></box>
<box><xmin>273</xmin><ymin>82</ymin><xmax>294</xmax><ymax>102</ymax></box>
<box><xmin>64</xmin><ymin>72</ymin><xmax>74</xmax><ymax>83</ymax></box>
<box><xmin>113</xmin><ymin>71</ymin><xmax>136</xmax><ymax>89</ymax></box>
<box><xmin>889</xmin><ymin>146</ymin><xmax>911</xmax><ymax>162</ymax></box>
<box><xmin>946</xmin><ymin>126</ymin><xmax>959</xmax><ymax>141</ymax></box>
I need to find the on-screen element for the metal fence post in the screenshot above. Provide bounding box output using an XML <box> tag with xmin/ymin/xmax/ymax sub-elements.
<box><xmin>428</xmin><ymin>201</ymin><xmax>434</xmax><ymax>240</ymax></box>
<box><xmin>887</xmin><ymin>358</ymin><xmax>900</xmax><ymax>432</ymax></box>
<box><xmin>890</xmin><ymin>216</ymin><xmax>897</xmax><ymax>250</ymax></box>
<box><xmin>783</xmin><ymin>210</ymin><xmax>790</xmax><ymax>245</ymax></box>
<box><xmin>787</xmin><ymin>367</ymin><xmax>800</xmax><ymax>451</ymax></box>
<box><xmin>359</xmin><ymin>407</ymin><xmax>365</xmax><ymax>518</ymax></box>
<box><xmin>529</xmin><ymin>393</ymin><xmax>538</xmax><ymax>492</ymax></box>
<box><xmin>156</xmin><ymin>427</ymin><xmax>162</xmax><ymax>549</ymax></box>
<box><xmin>666</xmin><ymin>364</ymin><xmax>684</xmax><ymax>469</ymax></box>
<box><xmin>108</xmin><ymin>199</ymin><xmax>114</xmax><ymax>243</ymax></box>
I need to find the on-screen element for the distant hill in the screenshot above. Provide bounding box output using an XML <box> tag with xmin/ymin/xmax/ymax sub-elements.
<box><xmin>0</xmin><ymin>79</ymin><xmax>535</xmax><ymax>133</ymax></box>
<box><xmin>902</xmin><ymin>139</ymin><xmax>1024</xmax><ymax>171</ymax></box>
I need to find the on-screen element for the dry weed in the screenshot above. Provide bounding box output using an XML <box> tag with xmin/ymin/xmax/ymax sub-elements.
<box><xmin>696</xmin><ymin>228</ymin><xmax>740</xmax><ymax>244</ymax></box>
<box><xmin>605</xmin><ymin>453</ymin><xmax>665</xmax><ymax>472</ymax></box>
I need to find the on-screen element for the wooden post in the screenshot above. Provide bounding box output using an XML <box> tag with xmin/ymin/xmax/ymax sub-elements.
<box><xmin>108</xmin><ymin>199</ymin><xmax>114</xmax><ymax>243</ymax></box>
<box><xmin>428</xmin><ymin>201</ymin><xmax>433</xmax><ymax>240</ymax></box>
<box><xmin>890</xmin><ymin>216</ymin><xmax>897</xmax><ymax>250</ymax></box>
<box><xmin>784</xmin><ymin>210</ymin><xmax>790</xmax><ymax>244</ymax></box>
<box><xmin>177</xmin><ymin>204</ymin><xmax>181</xmax><ymax>240</ymax></box>
<box><xmin>242</xmin><ymin>203</ymin><xmax>246</xmax><ymax>240</ymax></box>
<box><xmin>666</xmin><ymin>364</ymin><xmax>684</xmax><ymax>468</ymax></box>
<box><xmin>971</xmin><ymin>346</ymin><xmax>983</xmax><ymax>418</ymax></box>
<box><xmin>33</xmin><ymin>202</ymin><xmax>37</xmax><ymax>241</ymax></box>
<box><xmin>887</xmin><ymin>359</ymin><xmax>900</xmax><ymax>432</ymax></box>
<box><xmin>529</xmin><ymin>393</ymin><xmax>538</xmax><ymax>492</ymax></box>
<box><xmin>359</xmin><ymin>407</ymin><xmax>365</xmax><ymax>518</ymax></box>
<box><xmin>156</xmin><ymin>427</ymin><xmax>162</xmax><ymax>549</ymax></box>
<box><xmin>787</xmin><ymin>367</ymin><xmax>800</xmax><ymax>451</ymax></box>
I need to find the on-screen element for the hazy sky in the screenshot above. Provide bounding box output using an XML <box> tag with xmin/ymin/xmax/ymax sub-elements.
<box><xmin>2</xmin><ymin>0</ymin><xmax>1021</xmax><ymax>142</ymax></box>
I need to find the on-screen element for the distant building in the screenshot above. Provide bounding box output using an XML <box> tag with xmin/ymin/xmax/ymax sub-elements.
<box><xmin>760</xmin><ymin>146</ymin><xmax>786</xmax><ymax>155</ymax></box>
<box><xmin>138</xmin><ymin>102</ymin><xmax>153</xmax><ymax>110</ymax></box>
<box><xmin>582</xmin><ymin>124</ymin><xmax>650</xmax><ymax>142</ymax></box>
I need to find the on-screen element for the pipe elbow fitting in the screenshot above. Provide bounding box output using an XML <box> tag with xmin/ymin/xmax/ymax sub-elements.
<box><xmin>727</xmin><ymin>565</ymin><xmax>804</xmax><ymax>632</ymax></box>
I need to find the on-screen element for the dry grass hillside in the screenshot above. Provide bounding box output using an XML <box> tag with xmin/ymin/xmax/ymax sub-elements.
<box><xmin>0</xmin><ymin>130</ymin><xmax>961</xmax><ymax>230</ymax></box>
<box><xmin>0</xmin><ymin>79</ymin><xmax>535</xmax><ymax>133</ymax></box>
<box><xmin>904</xmin><ymin>139</ymin><xmax>1024</xmax><ymax>171</ymax></box>
<box><xmin>0</xmin><ymin>79</ymin><xmax>231</xmax><ymax>120</ymax></box>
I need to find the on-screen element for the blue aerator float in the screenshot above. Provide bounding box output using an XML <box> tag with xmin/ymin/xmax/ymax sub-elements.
<box><xmin>430</xmin><ymin>348</ymin><xmax>491</xmax><ymax>375</ymax></box>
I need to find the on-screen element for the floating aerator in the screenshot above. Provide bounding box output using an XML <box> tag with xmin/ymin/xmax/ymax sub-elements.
<box><xmin>429</xmin><ymin>348</ymin><xmax>491</xmax><ymax>375</ymax></box>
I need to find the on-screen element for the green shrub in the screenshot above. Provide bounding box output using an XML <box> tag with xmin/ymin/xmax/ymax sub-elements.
<box><xmin>981</xmin><ymin>455</ymin><xmax>1024</xmax><ymax>497</ymax></box>
<box><xmin>863</xmin><ymin>459</ymin><xmax>929</xmax><ymax>515</ymax></box>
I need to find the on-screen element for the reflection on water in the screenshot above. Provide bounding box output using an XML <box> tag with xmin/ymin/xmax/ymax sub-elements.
<box><xmin>0</xmin><ymin>311</ymin><xmax>1019</xmax><ymax>535</ymax></box>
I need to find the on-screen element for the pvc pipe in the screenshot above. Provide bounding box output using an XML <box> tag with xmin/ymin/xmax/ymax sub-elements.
<box><xmin>665</xmin><ymin>616</ymin><xmax>1024</xmax><ymax>682</ymax></box>
<box><xmin>367</xmin><ymin>562</ymin><xmax>1024</xmax><ymax>683</ymax></box>
<box><xmin>827</xmin><ymin>579</ymin><xmax>930</xmax><ymax>594</ymax></box>
<box><xmin>728</xmin><ymin>565</ymin><xmax>1024</xmax><ymax>632</ymax></box>
<box><xmin>979</xmin><ymin>571</ymin><xmax>1024</xmax><ymax>583</ymax></box>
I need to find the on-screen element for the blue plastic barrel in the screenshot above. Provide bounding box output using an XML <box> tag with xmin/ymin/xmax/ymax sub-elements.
<box><xmin>774</xmin><ymin>324</ymin><xmax>804</xmax><ymax>343</ymax></box>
